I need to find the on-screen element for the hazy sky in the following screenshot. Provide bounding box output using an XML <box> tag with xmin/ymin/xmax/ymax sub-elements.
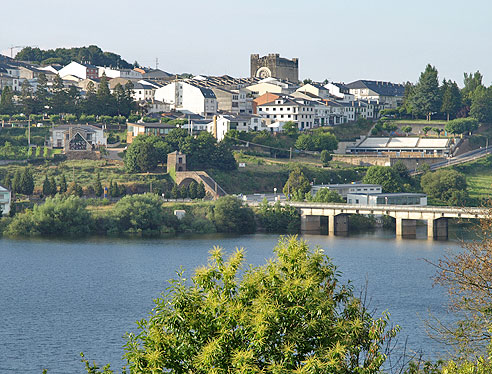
<box><xmin>1</xmin><ymin>0</ymin><xmax>491</xmax><ymax>85</ymax></box>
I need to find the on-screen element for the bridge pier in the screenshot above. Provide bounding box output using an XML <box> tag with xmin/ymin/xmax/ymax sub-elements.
<box><xmin>328</xmin><ymin>214</ymin><xmax>348</xmax><ymax>236</ymax></box>
<box><xmin>396</xmin><ymin>218</ymin><xmax>417</xmax><ymax>238</ymax></box>
<box><xmin>427</xmin><ymin>217</ymin><xmax>448</xmax><ymax>239</ymax></box>
<box><xmin>301</xmin><ymin>215</ymin><xmax>321</xmax><ymax>233</ymax></box>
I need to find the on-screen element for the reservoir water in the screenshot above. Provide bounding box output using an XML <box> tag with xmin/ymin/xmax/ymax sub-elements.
<box><xmin>0</xmin><ymin>227</ymin><xmax>469</xmax><ymax>373</ymax></box>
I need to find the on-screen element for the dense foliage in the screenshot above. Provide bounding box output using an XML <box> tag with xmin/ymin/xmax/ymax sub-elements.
<box><xmin>15</xmin><ymin>45</ymin><xmax>133</xmax><ymax>68</ymax></box>
<box><xmin>256</xmin><ymin>200</ymin><xmax>300</xmax><ymax>233</ymax></box>
<box><xmin>420</xmin><ymin>169</ymin><xmax>468</xmax><ymax>205</ymax></box>
<box><xmin>116</xmin><ymin>237</ymin><xmax>397</xmax><ymax>373</ymax></box>
<box><xmin>306</xmin><ymin>188</ymin><xmax>344</xmax><ymax>203</ymax></box>
<box><xmin>282</xmin><ymin>167</ymin><xmax>311</xmax><ymax>200</ymax></box>
<box><xmin>5</xmin><ymin>195</ymin><xmax>92</xmax><ymax>236</ymax></box>
<box><xmin>125</xmin><ymin>131</ymin><xmax>237</xmax><ymax>173</ymax></box>
<box><xmin>212</xmin><ymin>196</ymin><xmax>256</xmax><ymax>234</ymax></box>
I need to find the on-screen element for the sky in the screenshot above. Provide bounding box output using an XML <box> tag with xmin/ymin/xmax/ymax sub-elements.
<box><xmin>1</xmin><ymin>0</ymin><xmax>491</xmax><ymax>86</ymax></box>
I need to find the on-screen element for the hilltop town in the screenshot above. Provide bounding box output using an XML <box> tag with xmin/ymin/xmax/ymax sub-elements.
<box><xmin>0</xmin><ymin>45</ymin><xmax>490</xmax><ymax>238</ymax></box>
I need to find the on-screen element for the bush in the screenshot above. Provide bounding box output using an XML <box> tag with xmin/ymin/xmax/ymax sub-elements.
<box><xmin>213</xmin><ymin>196</ymin><xmax>256</xmax><ymax>233</ymax></box>
<box><xmin>256</xmin><ymin>200</ymin><xmax>299</xmax><ymax>233</ymax></box>
<box><xmin>110</xmin><ymin>193</ymin><xmax>178</xmax><ymax>234</ymax></box>
<box><xmin>5</xmin><ymin>195</ymin><xmax>92</xmax><ymax>236</ymax></box>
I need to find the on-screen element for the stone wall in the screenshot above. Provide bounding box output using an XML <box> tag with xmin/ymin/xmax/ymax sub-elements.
<box><xmin>250</xmin><ymin>53</ymin><xmax>299</xmax><ymax>82</ymax></box>
<box><xmin>332</xmin><ymin>155</ymin><xmax>446</xmax><ymax>169</ymax></box>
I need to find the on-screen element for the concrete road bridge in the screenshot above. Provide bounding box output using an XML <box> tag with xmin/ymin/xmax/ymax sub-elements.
<box><xmin>246</xmin><ymin>201</ymin><xmax>488</xmax><ymax>239</ymax></box>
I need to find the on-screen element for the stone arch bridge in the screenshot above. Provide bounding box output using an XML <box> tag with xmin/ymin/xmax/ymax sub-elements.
<box><xmin>174</xmin><ymin>171</ymin><xmax>227</xmax><ymax>199</ymax></box>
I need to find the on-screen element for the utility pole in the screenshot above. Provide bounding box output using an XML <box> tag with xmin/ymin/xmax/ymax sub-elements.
<box><xmin>28</xmin><ymin>118</ymin><xmax>31</xmax><ymax>146</ymax></box>
<box><xmin>289</xmin><ymin>147</ymin><xmax>292</xmax><ymax>160</ymax></box>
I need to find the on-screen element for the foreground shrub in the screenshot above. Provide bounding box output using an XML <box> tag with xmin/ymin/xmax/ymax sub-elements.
<box><xmin>5</xmin><ymin>195</ymin><xmax>92</xmax><ymax>236</ymax></box>
<box><xmin>85</xmin><ymin>237</ymin><xmax>398</xmax><ymax>373</ymax></box>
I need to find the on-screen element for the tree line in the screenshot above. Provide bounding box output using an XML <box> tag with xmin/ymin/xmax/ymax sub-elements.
<box><xmin>15</xmin><ymin>45</ymin><xmax>134</xmax><ymax>68</ymax></box>
<box><xmin>0</xmin><ymin>73</ymin><xmax>136</xmax><ymax>117</ymax></box>
<box><xmin>398</xmin><ymin>65</ymin><xmax>492</xmax><ymax>123</ymax></box>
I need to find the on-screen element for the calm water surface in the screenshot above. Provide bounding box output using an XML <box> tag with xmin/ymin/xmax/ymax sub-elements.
<box><xmin>0</xmin><ymin>226</ymin><xmax>470</xmax><ymax>373</ymax></box>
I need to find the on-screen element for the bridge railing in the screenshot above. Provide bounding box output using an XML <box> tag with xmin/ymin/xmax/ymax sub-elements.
<box><xmin>245</xmin><ymin>200</ymin><xmax>487</xmax><ymax>215</ymax></box>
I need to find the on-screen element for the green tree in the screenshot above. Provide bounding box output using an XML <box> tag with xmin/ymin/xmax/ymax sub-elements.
<box><xmin>422</xmin><ymin>126</ymin><xmax>432</xmax><ymax>135</ymax></box>
<box><xmin>256</xmin><ymin>200</ymin><xmax>300</xmax><ymax>233</ymax></box>
<box><xmin>282</xmin><ymin>121</ymin><xmax>299</xmax><ymax>136</ymax></box>
<box><xmin>96</xmin><ymin>74</ymin><xmax>117</xmax><ymax>116</ymax></box>
<box><xmin>116</xmin><ymin>237</ymin><xmax>397</xmax><ymax>373</ymax></box>
<box><xmin>49</xmin><ymin>177</ymin><xmax>57</xmax><ymax>196</ymax></box>
<box><xmin>94</xmin><ymin>173</ymin><xmax>103</xmax><ymax>197</ymax></box>
<box><xmin>462</xmin><ymin>71</ymin><xmax>484</xmax><ymax>106</ymax></box>
<box><xmin>420</xmin><ymin>169</ymin><xmax>468</xmax><ymax>204</ymax></box>
<box><xmin>59</xmin><ymin>174</ymin><xmax>67</xmax><ymax>193</ymax></box>
<box><xmin>35</xmin><ymin>72</ymin><xmax>49</xmax><ymax>112</ymax></box>
<box><xmin>295</xmin><ymin>132</ymin><xmax>338</xmax><ymax>152</ymax></box>
<box><xmin>470</xmin><ymin>86</ymin><xmax>492</xmax><ymax>123</ymax></box>
<box><xmin>432</xmin><ymin>127</ymin><xmax>442</xmax><ymax>137</ymax></box>
<box><xmin>125</xmin><ymin>135</ymin><xmax>170</xmax><ymax>173</ymax></box>
<box><xmin>320</xmin><ymin>149</ymin><xmax>332</xmax><ymax>166</ymax></box>
<box><xmin>441</xmin><ymin>80</ymin><xmax>462</xmax><ymax>121</ymax></box>
<box><xmin>50</xmin><ymin>75</ymin><xmax>68</xmax><ymax>114</ymax></box>
<box><xmin>306</xmin><ymin>188</ymin><xmax>344</xmax><ymax>203</ymax></box>
<box><xmin>213</xmin><ymin>196</ymin><xmax>256</xmax><ymax>233</ymax></box>
<box><xmin>0</xmin><ymin>86</ymin><xmax>15</xmax><ymax>115</ymax></box>
<box><xmin>42</xmin><ymin>175</ymin><xmax>51</xmax><ymax>197</ymax></box>
<box><xmin>197</xmin><ymin>181</ymin><xmax>206</xmax><ymax>199</ymax></box>
<box><xmin>362</xmin><ymin>166</ymin><xmax>403</xmax><ymax>193</ymax></box>
<box><xmin>5</xmin><ymin>195</ymin><xmax>92</xmax><ymax>236</ymax></box>
<box><xmin>445</xmin><ymin>117</ymin><xmax>479</xmax><ymax>135</ymax></box>
<box><xmin>402</xmin><ymin>126</ymin><xmax>412</xmax><ymax>135</ymax></box>
<box><xmin>19</xmin><ymin>168</ymin><xmax>34</xmax><ymax>195</ymax></box>
<box><xmin>411</xmin><ymin>64</ymin><xmax>441</xmax><ymax>120</ymax></box>
<box><xmin>283</xmin><ymin>167</ymin><xmax>311</xmax><ymax>200</ymax></box>
<box><xmin>110</xmin><ymin>193</ymin><xmax>177</xmax><ymax>233</ymax></box>
<box><xmin>188</xmin><ymin>181</ymin><xmax>198</xmax><ymax>199</ymax></box>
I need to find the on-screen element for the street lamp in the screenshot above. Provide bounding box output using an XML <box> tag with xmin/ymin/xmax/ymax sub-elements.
<box><xmin>274</xmin><ymin>187</ymin><xmax>277</xmax><ymax>201</ymax></box>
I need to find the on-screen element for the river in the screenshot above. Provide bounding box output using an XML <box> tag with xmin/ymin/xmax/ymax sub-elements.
<box><xmin>0</xmin><ymin>226</ymin><xmax>470</xmax><ymax>373</ymax></box>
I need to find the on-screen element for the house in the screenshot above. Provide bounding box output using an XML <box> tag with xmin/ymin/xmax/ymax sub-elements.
<box><xmin>139</xmin><ymin>100</ymin><xmax>171</xmax><ymax>114</ymax></box>
<box><xmin>131</xmin><ymin>82</ymin><xmax>157</xmax><ymax>101</ymax></box>
<box><xmin>347</xmin><ymin>192</ymin><xmax>427</xmax><ymax>206</ymax></box>
<box><xmin>181</xmin><ymin>119</ymin><xmax>211</xmax><ymax>134</ymax></box>
<box><xmin>252</xmin><ymin>92</ymin><xmax>281</xmax><ymax>113</ymax></box>
<box><xmin>296</xmin><ymin>82</ymin><xmax>331</xmax><ymax>99</ymax></box>
<box><xmin>311</xmin><ymin>184</ymin><xmax>382</xmax><ymax>199</ymax></box>
<box><xmin>345</xmin><ymin>80</ymin><xmax>405</xmax><ymax>108</ymax></box>
<box><xmin>154</xmin><ymin>81</ymin><xmax>217</xmax><ymax>117</ymax></box>
<box><xmin>257</xmin><ymin>96</ymin><xmax>315</xmax><ymax>130</ymax></box>
<box><xmin>98</xmin><ymin>67</ymin><xmax>143</xmax><ymax>79</ymax></box>
<box><xmin>133</xmin><ymin>68</ymin><xmax>172</xmax><ymax>81</ymax></box>
<box><xmin>58</xmin><ymin>61</ymin><xmax>99</xmax><ymax>80</ymax></box>
<box><xmin>244</xmin><ymin>77</ymin><xmax>298</xmax><ymax>97</ymax></box>
<box><xmin>0</xmin><ymin>185</ymin><xmax>11</xmax><ymax>215</ymax></box>
<box><xmin>211</xmin><ymin>87</ymin><xmax>252</xmax><ymax>114</ymax></box>
<box><xmin>207</xmin><ymin>114</ymin><xmax>265</xmax><ymax>141</ymax></box>
<box><xmin>50</xmin><ymin>125</ymin><xmax>107</xmax><ymax>150</ymax></box>
<box><xmin>324</xmin><ymin>82</ymin><xmax>354</xmax><ymax>102</ymax></box>
<box><xmin>126</xmin><ymin>122</ymin><xmax>177</xmax><ymax>143</ymax></box>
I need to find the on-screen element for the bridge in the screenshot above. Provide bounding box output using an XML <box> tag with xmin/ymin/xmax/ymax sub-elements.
<box><xmin>246</xmin><ymin>201</ymin><xmax>488</xmax><ymax>239</ymax></box>
<box><xmin>174</xmin><ymin>171</ymin><xmax>227</xmax><ymax>199</ymax></box>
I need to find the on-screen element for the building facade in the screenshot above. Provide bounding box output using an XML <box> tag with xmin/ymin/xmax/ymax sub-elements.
<box><xmin>50</xmin><ymin>125</ymin><xmax>107</xmax><ymax>150</ymax></box>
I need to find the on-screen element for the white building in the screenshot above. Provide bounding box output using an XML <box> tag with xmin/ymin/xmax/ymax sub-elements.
<box><xmin>0</xmin><ymin>185</ymin><xmax>11</xmax><ymax>215</ymax></box>
<box><xmin>207</xmin><ymin>114</ymin><xmax>265</xmax><ymax>141</ymax></box>
<box><xmin>257</xmin><ymin>97</ymin><xmax>315</xmax><ymax>130</ymax></box>
<box><xmin>347</xmin><ymin>192</ymin><xmax>427</xmax><ymax>206</ymax></box>
<box><xmin>132</xmin><ymin>82</ymin><xmax>156</xmax><ymax>101</ymax></box>
<box><xmin>345</xmin><ymin>80</ymin><xmax>405</xmax><ymax>109</ymax></box>
<box><xmin>324</xmin><ymin>82</ymin><xmax>354</xmax><ymax>102</ymax></box>
<box><xmin>139</xmin><ymin>100</ymin><xmax>170</xmax><ymax>114</ymax></box>
<box><xmin>50</xmin><ymin>124</ymin><xmax>107</xmax><ymax>149</ymax></box>
<box><xmin>312</xmin><ymin>184</ymin><xmax>382</xmax><ymax>199</ymax></box>
<box><xmin>154</xmin><ymin>81</ymin><xmax>217</xmax><ymax>117</ymax></box>
<box><xmin>296</xmin><ymin>82</ymin><xmax>331</xmax><ymax>99</ymax></box>
<box><xmin>58</xmin><ymin>61</ymin><xmax>99</xmax><ymax>80</ymax></box>
<box><xmin>98</xmin><ymin>67</ymin><xmax>143</xmax><ymax>79</ymax></box>
<box><xmin>244</xmin><ymin>77</ymin><xmax>298</xmax><ymax>97</ymax></box>
<box><xmin>211</xmin><ymin>87</ymin><xmax>253</xmax><ymax>114</ymax></box>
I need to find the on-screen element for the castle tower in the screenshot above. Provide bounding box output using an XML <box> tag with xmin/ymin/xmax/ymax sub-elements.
<box><xmin>250</xmin><ymin>53</ymin><xmax>299</xmax><ymax>83</ymax></box>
